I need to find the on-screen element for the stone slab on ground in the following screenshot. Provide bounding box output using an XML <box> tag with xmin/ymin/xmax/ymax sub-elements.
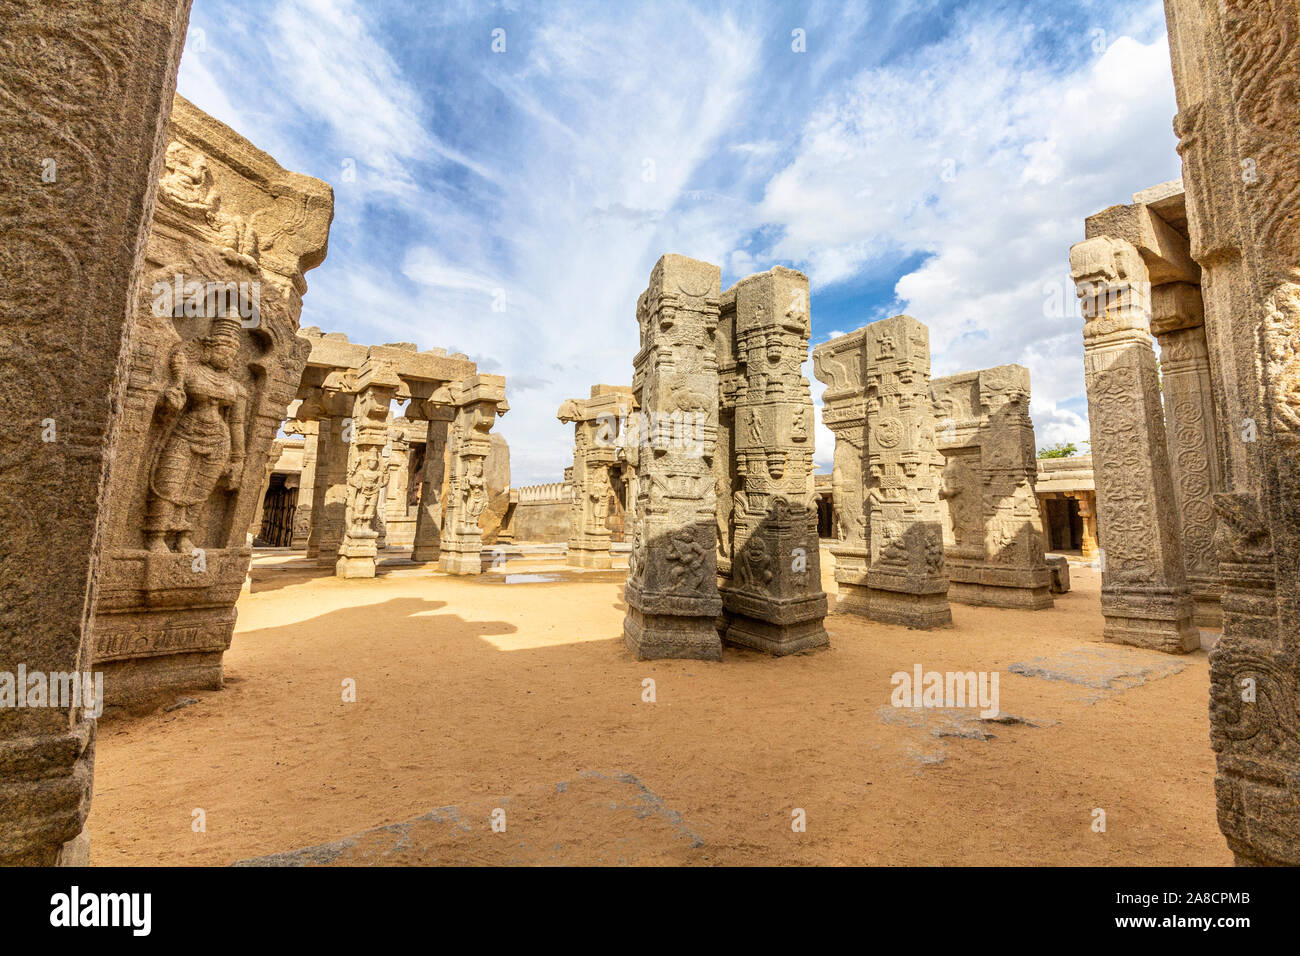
<box><xmin>1009</xmin><ymin>645</ymin><xmax>1189</xmax><ymax>703</ymax></box>
<box><xmin>233</xmin><ymin>771</ymin><xmax>704</xmax><ymax>866</ymax></box>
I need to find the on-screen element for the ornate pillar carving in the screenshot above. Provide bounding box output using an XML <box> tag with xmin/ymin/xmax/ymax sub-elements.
<box><xmin>623</xmin><ymin>255</ymin><xmax>723</xmax><ymax>660</ymax></box>
<box><xmin>1165</xmin><ymin>0</ymin><xmax>1300</xmax><ymax>865</ymax></box>
<box><xmin>933</xmin><ymin>365</ymin><xmax>1053</xmax><ymax>609</ymax></box>
<box><xmin>558</xmin><ymin>387</ymin><xmax>635</xmax><ymax>570</ymax></box>
<box><xmin>410</xmin><ymin>408</ymin><xmax>453</xmax><ymax>563</ymax></box>
<box><xmin>0</xmin><ymin>0</ymin><xmax>193</xmax><ymax>865</ymax></box>
<box><xmin>717</xmin><ymin>268</ymin><xmax>828</xmax><ymax>653</ymax></box>
<box><xmin>335</xmin><ymin>361</ymin><xmax>399</xmax><ymax>578</ymax></box>
<box><xmin>813</xmin><ymin>330</ymin><xmax>871</xmax><ymax>615</ymax></box>
<box><xmin>439</xmin><ymin>375</ymin><xmax>509</xmax><ymax>574</ymax></box>
<box><xmin>1071</xmin><ymin>235</ymin><xmax>1199</xmax><ymax>652</ymax></box>
<box><xmin>1151</xmin><ymin>281</ymin><xmax>1223</xmax><ymax>626</ymax></box>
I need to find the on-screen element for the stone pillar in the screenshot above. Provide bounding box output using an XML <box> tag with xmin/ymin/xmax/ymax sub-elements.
<box><xmin>89</xmin><ymin>95</ymin><xmax>334</xmax><ymax>707</ymax></box>
<box><xmin>718</xmin><ymin>268</ymin><xmax>828</xmax><ymax>653</ymax></box>
<box><xmin>1071</xmin><ymin>236</ymin><xmax>1199</xmax><ymax>652</ymax></box>
<box><xmin>1166</xmin><ymin>0</ymin><xmax>1300</xmax><ymax>865</ymax></box>
<box><xmin>310</xmin><ymin>407</ymin><xmax>351</xmax><ymax>565</ymax></box>
<box><xmin>439</xmin><ymin>376</ymin><xmax>509</xmax><ymax>574</ymax></box>
<box><xmin>0</xmin><ymin>0</ymin><xmax>192</xmax><ymax>865</ymax></box>
<box><xmin>623</xmin><ymin>254</ymin><xmax>723</xmax><ymax>660</ymax></box>
<box><xmin>558</xmin><ymin>387</ymin><xmax>635</xmax><ymax>569</ymax></box>
<box><xmin>933</xmin><ymin>366</ymin><xmax>1053</xmax><ymax>609</ymax></box>
<box><xmin>411</xmin><ymin>411</ymin><xmax>453</xmax><ymax>563</ymax></box>
<box><xmin>1151</xmin><ymin>283</ymin><xmax>1223</xmax><ymax>626</ymax></box>
<box><xmin>1074</xmin><ymin>491</ymin><xmax>1100</xmax><ymax>560</ymax></box>
<box><xmin>861</xmin><ymin>316</ymin><xmax>950</xmax><ymax>628</ymax></box>
<box><xmin>336</xmin><ymin>363</ymin><xmax>399</xmax><ymax>578</ymax></box>
<box><xmin>813</xmin><ymin>330</ymin><xmax>871</xmax><ymax>615</ymax></box>
<box><xmin>286</xmin><ymin>420</ymin><xmax>318</xmax><ymax>549</ymax></box>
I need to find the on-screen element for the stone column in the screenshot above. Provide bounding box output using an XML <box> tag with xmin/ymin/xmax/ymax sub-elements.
<box><xmin>813</xmin><ymin>330</ymin><xmax>872</xmax><ymax>615</ymax></box>
<box><xmin>0</xmin><ymin>0</ymin><xmax>192</xmax><ymax>865</ymax></box>
<box><xmin>411</xmin><ymin>410</ymin><xmax>453</xmax><ymax>563</ymax></box>
<box><xmin>861</xmin><ymin>316</ymin><xmax>951</xmax><ymax>628</ymax></box>
<box><xmin>1166</xmin><ymin>0</ymin><xmax>1300</xmax><ymax>865</ymax></box>
<box><xmin>1074</xmin><ymin>491</ymin><xmax>1100</xmax><ymax>560</ymax></box>
<box><xmin>439</xmin><ymin>375</ymin><xmax>509</xmax><ymax>574</ymax></box>
<box><xmin>336</xmin><ymin>362</ymin><xmax>399</xmax><ymax>578</ymax></box>
<box><xmin>286</xmin><ymin>420</ymin><xmax>318</xmax><ymax>549</ymax></box>
<box><xmin>1151</xmin><ymin>282</ymin><xmax>1223</xmax><ymax>626</ymax></box>
<box><xmin>558</xmin><ymin>387</ymin><xmax>635</xmax><ymax>569</ymax></box>
<box><xmin>310</xmin><ymin>403</ymin><xmax>351</xmax><ymax>566</ymax></box>
<box><xmin>1070</xmin><ymin>236</ymin><xmax>1199</xmax><ymax>652</ymax></box>
<box><xmin>623</xmin><ymin>254</ymin><xmax>723</xmax><ymax>660</ymax></box>
<box><xmin>719</xmin><ymin>268</ymin><xmax>828</xmax><ymax>653</ymax></box>
<box><xmin>933</xmin><ymin>366</ymin><xmax>1053</xmax><ymax>609</ymax></box>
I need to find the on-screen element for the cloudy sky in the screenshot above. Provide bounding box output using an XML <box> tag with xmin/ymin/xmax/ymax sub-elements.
<box><xmin>178</xmin><ymin>0</ymin><xmax>1181</xmax><ymax>485</ymax></box>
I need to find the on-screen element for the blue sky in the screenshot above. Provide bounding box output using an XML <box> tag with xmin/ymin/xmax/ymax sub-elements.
<box><xmin>178</xmin><ymin>0</ymin><xmax>1181</xmax><ymax>485</ymax></box>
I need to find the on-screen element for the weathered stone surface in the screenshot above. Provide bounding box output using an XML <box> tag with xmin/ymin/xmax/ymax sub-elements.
<box><xmin>932</xmin><ymin>366</ymin><xmax>1053</xmax><ymax>609</ymax></box>
<box><xmin>1165</xmin><ymin>0</ymin><xmax>1300</xmax><ymax>865</ymax></box>
<box><xmin>0</xmin><ymin>0</ymin><xmax>193</xmax><ymax>865</ymax></box>
<box><xmin>815</xmin><ymin>317</ymin><xmax>951</xmax><ymax>628</ymax></box>
<box><xmin>624</xmin><ymin>255</ymin><xmax>723</xmax><ymax>660</ymax></box>
<box><xmin>439</xmin><ymin>375</ymin><xmax>509</xmax><ymax>575</ymax></box>
<box><xmin>335</xmin><ymin>360</ymin><xmax>400</xmax><ymax>578</ymax></box>
<box><xmin>558</xmin><ymin>386</ymin><xmax>635</xmax><ymax>569</ymax></box>
<box><xmin>90</xmin><ymin>95</ymin><xmax>333</xmax><ymax>709</ymax></box>
<box><xmin>1045</xmin><ymin>555</ymin><xmax>1071</xmax><ymax>594</ymax></box>
<box><xmin>1070</xmin><ymin>236</ymin><xmax>1199</xmax><ymax>653</ymax></box>
<box><xmin>716</xmin><ymin>268</ymin><xmax>828</xmax><ymax>654</ymax></box>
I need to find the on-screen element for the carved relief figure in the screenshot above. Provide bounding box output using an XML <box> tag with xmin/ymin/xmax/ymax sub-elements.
<box><xmin>146</xmin><ymin>317</ymin><xmax>248</xmax><ymax>553</ymax></box>
<box><xmin>347</xmin><ymin>447</ymin><xmax>385</xmax><ymax>529</ymax></box>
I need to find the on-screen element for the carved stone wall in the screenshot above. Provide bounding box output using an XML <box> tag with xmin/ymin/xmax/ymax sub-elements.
<box><xmin>624</xmin><ymin>255</ymin><xmax>723</xmax><ymax>660</ymax></box>
<box><xmin>716</xmin><ymin>268</ymin><xmax>828</xmax><ymax>653</ymax></box>
<box><xmin>932</xmin><ymin>365</ymin><xmax>1052</xmax><ymax>609</ymax></box>
<box><xmin>89</xmin><ymin>95</ymin><xmax>333</xmax><ymax>708</ymax></box>
<box><xmin>558</xmin><ymin>386</ymin><xmax>635</xmax><ymax>569</ymax></box>
<box><xmin>1165</xmin><ymin>0</ymin><xmax>1300</xmax><ymax>865</ymax></box>
<box><xmin>1070</xmin><ymin>236</ymin><xmax>1199</xmax><ymax>653</ymax></box>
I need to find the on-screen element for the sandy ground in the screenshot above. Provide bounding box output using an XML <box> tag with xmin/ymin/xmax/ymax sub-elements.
<box><xmin>86</xmin><ymin>547</ymin><xmax>1231</xmax><ymax>866</ymax></box>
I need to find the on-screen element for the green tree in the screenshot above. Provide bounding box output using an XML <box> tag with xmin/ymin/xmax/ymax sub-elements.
<box><xmin>1037</xmin><ymin>441</ymin><xmax>1078</xmax><ymax>459</ymax></box>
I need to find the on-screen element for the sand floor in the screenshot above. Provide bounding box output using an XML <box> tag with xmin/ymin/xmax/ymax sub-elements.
<box><xmin>86</xmin><ymin>548</ymin><xmax>1231</xmax><ymax>865</ymax></box>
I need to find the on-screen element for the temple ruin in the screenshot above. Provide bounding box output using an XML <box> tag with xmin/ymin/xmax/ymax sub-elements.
<box><xmin>557</xmin><ymin>386</ymin><xmax>636</xmax><ymax>569</ymax></box>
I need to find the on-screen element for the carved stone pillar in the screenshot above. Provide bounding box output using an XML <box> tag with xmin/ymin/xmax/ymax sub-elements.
<box><xmin>813</xmin><ymin>330</ymin><xmax>871</xmax><ymax>615</ymax></box>
<box><xmin>1071</xmin><ymin>236</ymin><xmax>1199</xmax><ymax>652</ymax></box>
<box><xmin>717</xmin><ymin>268</ymin><xmax>828</xmax><ymax>653</ymax></box>
<box><xmin>558</xmin><ymin>386</ymin><xmax>635</xmax><ymax>570</ymax></box>
<box><xmin>439</xmin><ymin>375</ymin><xmax>509</xmax><ymax>574</ymax></box>
<box><xmin>933</xmin><ymin>365</ymin><xmax>1053</xmax><ymax>609</ymax></box>
<box><xmin>1165</xmin><ymin>0</ymin><xmax>1300</xmax><ymax>865</ymax></box>
<box><xmin>0</xmin><ymin>0</ymin><xmax>193</xmax><ymax>866</ymax></box>
<box><xmin>411</xmin><ymin>410</ymin><xmax>453</xmax><ymax>563</ymax></box>
<box><xmin>286</xmin><ymin>420</ymin><xmax>318</xmax><ymax>549</ymax></box>
<box><xmin>624</xmin><ymin>255</ymin><xmax>723</xmax><ymax>660</ymax></box>
<box><xmin>861</xmin><ymin>316</ymin><xmax>950</xmax><ymax>628</ymax></box>
<box><xmin>309</xmin><ymin>403</ymin><xmax>351</xmax><ymax>566</ymax></box>
<box><xmin>336</xmin><ymin>363</ymin><xmax>400</xmax><ymax>578</ymax></box>
<box><xmin>1151</xmin><ymin>282</ymin><xmax>1223</xmax><ymax>626</ymax></box>
<box><xmin>1075</xmin><ymin>491</ymin><xmax>1100</xmax><ymax>560</ymax></box>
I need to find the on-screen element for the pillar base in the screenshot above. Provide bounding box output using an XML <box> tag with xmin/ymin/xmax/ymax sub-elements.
<box><xmin>1100</xmin><ymin>587</ymin><xmax>1200</xmax><ymax>653</ymax></box>
<box><xmin>623</xmin><ymin>606</ymin><xmax>722</xmax><ymax>660</ymax></box>
<box><xmin>410</xmin><ymin>544</ymin><xmax>440</xmax><ymax>563</ymax></box>
<box><xmin>439</xmin><ymin>550</ymin><xmax>483</xmax><ymax>575</ymax></box>
<box><xmin>948</xmin><ymin>581</ymin><xmax>1054</xmax><ymax>610</ymax></box>
<box><xmin>99</xmin><ymin>651</ymin><xmax>225</xmax><ymax>713</ymax></box>
<box><xmin>336</xmin><ymin>554</ymin><xmax>376</xmax><ymax>578</ymax></box>
<box><xmin>567</xmin><ymin>546</ymin><xmax>613</xmax><ymax>570</ymax></box>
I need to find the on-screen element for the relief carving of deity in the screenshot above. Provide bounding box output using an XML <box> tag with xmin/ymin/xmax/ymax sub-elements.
<box><xmin>347</xmin><ymin>446</ymin><xmax>385</xmax><ymax>530</ymax></box>
<box><xmin>463</xmin><ymin>458</ymin><xmax>488</xmax><ymax>523</ymax></box>
<box><xmin>146</xmin><ymin>316</ymin><xmax>248</xmax><ymax>553</ymax></box>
